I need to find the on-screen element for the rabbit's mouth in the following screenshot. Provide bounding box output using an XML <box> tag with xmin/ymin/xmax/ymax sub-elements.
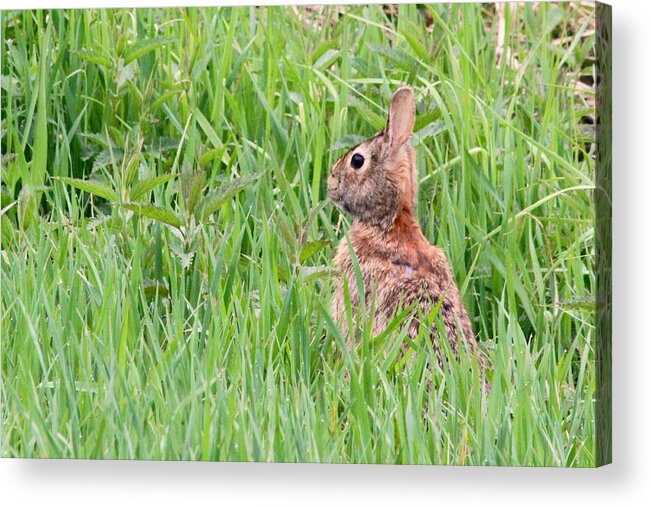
<box><xmin>328</xmin><ymin>192</ymin><xmax>345</xmax><ymax>212</ymax></box>
<box><xmin>329</xmin><ymin>190</ymin><xmax>350</xmax><ymax>215</ymax></box>
<box><xmin>329</xmin><ymin>195</ymin><xmax>351</xmax><ymax>215</ymax></box>
<box><xmin>327</xmin><ymin>178</ymin><xmax>354</xmax><ymax>216</ymax></box>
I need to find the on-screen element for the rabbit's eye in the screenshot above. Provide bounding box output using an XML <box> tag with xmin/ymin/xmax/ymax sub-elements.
<box><xmin>351</xmin><ymin>153</ymin><xmax>365</xmax><ymax>169</ymax></box>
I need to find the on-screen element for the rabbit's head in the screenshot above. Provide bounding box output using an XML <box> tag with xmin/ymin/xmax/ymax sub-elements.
<box><xmin>328</xmin><ymin>86</ymin><xmax>417</xmax><ymax>229</ymax></box>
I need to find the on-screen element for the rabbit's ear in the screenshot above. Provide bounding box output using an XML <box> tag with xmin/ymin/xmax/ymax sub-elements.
<box><xmin>385</xmin><ymin>86</ymin><xmax>415</xmax><ymax>148</ymax></box>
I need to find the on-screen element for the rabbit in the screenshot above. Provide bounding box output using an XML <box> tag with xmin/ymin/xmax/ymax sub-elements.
<box><xmin>328</xmin><ymin>86</ymin><xmax>484</xmax><ymax>372</ymax></box>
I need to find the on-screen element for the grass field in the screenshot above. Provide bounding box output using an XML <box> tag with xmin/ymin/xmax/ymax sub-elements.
<box><xmin>1</xmin><ymin>3</ymin><xmax>597</xmax><ymax>465</ymax></box>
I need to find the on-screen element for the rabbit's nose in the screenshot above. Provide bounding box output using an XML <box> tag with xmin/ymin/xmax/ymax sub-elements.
<box><xmin>327</xmin><ymin>175</ymin><xmax>340</xmax><ymax>201</ymax></box>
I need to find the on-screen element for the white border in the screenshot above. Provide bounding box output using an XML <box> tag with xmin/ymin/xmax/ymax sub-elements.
<box><xmin>2</xmin><ymin>1</ymin><xmax>650</xmax><ymax>505</ymax></box>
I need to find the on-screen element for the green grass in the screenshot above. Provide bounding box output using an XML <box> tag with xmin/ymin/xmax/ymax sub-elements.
<box><xmin>1</xmin><ymin>3</ymin><xmax>597</xmax><ymax>465</ymax></box>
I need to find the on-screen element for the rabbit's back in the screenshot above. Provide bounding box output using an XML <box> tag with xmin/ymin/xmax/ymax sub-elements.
<box><xmin>331</xmin><ymin>220</ymin><xmax>475</xmax><ymax>358</ymax></box>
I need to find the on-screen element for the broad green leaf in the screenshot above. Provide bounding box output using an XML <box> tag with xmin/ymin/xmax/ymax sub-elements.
<box><xmin>413</xmin><ymin>107</ymin><xmax>441</xmax><ymax>132</ymax></box>
<box><xmin>56</xmin><ymin>177</ymin><xmax>117</xmax><ymax>201</ymax></box>
<box><xmin>130</xmin><ymin>174</ymin><xmax>177</xmax><ymax>201</ymax></box>
<box><xmin>413</xmin><ymin>120</ymin><xmax>445</xmax><ymax>143</ymax></box>
<box><xmin>348</xmin><ymin>96</ymin><xmax>385</xmax><ymax>131</ymax></box>
<box><xmin>116</xmin><ymin>59</ymin><xmax>136</xmax><ymax>89</ymax></box>
<box><xmin>17</xmin><ymin>185</ymin><xmax>37</xmax><ymax>230</ymax></box>
<box><xmin>142</xmin><ymin>279</ymin><xmax>170</xmax><ymax>298</ymax></box>
<box><xmin>150</xmin><ymin>88</ymin><xmax>183</xmax><ymax>112</ymax></box>
<box><xmin>76</xmin><ymin>48</ymin><xmax>111</xmax><ymax>68</ymax></box>
<box><xmin>122</xmin><ymin>37</ymin><xmax>174</xmax><ymax>64</ymax></box>
<box><xmin>181</xmin><ymin>169</ymin><xmax>206</xmax><ymax>217</ymax></box>
<box><xmin>314</xmin><ymin>48</ymin><xmax>340</xmax><ymax>70</ymax></box>
<box><xmin>198</xmin><ymin>172</ymin><xmax>262</xmax><ymax>221</ymax></box>
<box><xmin>299</xmin><ymin>265</ymin><xmax>336</xmax><ymax>282</ymax></box>
<box><xmin>124</xmin><ymin>203</ymin><xmax>182</xmax><ymax>228</ymax></box>
<box><xmin>399</xmin><ymin>21</ymin><xmax>430</xmax><ymax>62</ymax></box>
<box><xmin>299</xmin><ymin>239</ymin><xmax>330</xmax><ymax>263</ymax></box>
<box><xmin>367</xmin><ymin>44</ymin><xmax>421</xmax><ymax>72</ymax></box>
<box><xmin>91</xmin><ymin>148</ymin><xmax>125</xmax><ymax>172</ymax></box>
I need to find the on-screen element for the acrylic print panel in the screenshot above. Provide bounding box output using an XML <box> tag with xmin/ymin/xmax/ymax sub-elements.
<box><xmin>0</xmin><ymin>2</ymin><xmax>611</xmax><ymax>466</ymax></box>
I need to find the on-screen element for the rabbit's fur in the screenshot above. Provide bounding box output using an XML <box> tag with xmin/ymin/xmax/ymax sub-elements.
<box><xmin>328</xmin><ymin>86</ymin><xmax>480</xmax><ymax>366</ymax></box>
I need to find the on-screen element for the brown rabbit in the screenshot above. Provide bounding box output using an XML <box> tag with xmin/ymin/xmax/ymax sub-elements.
<box><xmin>328</xmin><ymin>86</ymin><xmax>481</xmax><ymax>368</ymax></box>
